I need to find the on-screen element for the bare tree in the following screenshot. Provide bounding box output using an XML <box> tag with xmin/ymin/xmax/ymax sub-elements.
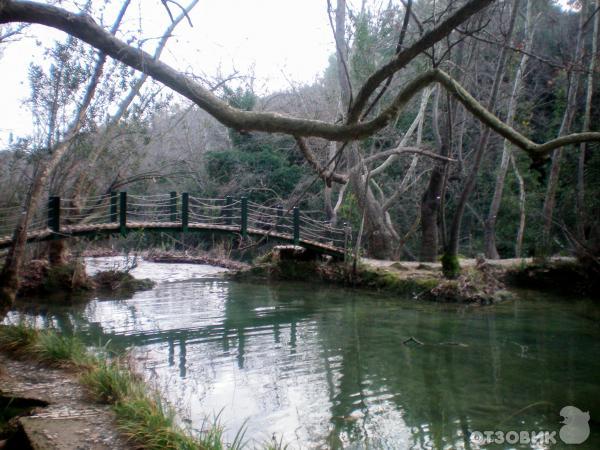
<box><xmin>444</xmin><ymin>0</ymin><xmax>520</xmax><ymax>276</ymax></box>
<box><xmin>484</xmin><ymin>0</ymin><xmax>536</xmax><ymax>259</ymax></box>
<box><xmin>576</xmin><ymin>0</ymin><xmax>599</xmax><ymax>240</ymax></box>
<box><xmin>539</xmin><ymin>1</ymin><xmax>587</xmax><ymax>257</ymax></box>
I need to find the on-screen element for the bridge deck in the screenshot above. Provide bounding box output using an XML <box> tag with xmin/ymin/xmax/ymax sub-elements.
<box><xmin>0</xmin><ymin>221</ymin><xmax>345</xmax><ymax>256</ymax></box>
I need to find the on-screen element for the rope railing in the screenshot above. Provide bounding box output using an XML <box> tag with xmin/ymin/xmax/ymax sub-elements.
<box><xmin>0</xmin><ymin>192</ymin><xmax>351</xmax><ymax>255</ymax></box>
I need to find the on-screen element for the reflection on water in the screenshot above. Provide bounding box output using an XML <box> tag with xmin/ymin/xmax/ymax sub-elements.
<box><xmin>5</xmin><ymin>258</ymin><xmax>600</xmax><ymax>449</ymax></box>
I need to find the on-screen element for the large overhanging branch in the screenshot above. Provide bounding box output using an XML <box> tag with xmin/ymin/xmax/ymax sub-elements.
<box><xmin>346</xmin><ymin>0</ymin><xmax>495</xmax><ymax>123</ymax></box>
<box><xmin>1</xmin><ymin>0</ymin><xmax>599</xmax><ymax>158</ymax></box>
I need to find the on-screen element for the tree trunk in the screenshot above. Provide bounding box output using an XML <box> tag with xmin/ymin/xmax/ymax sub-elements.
<box><xmin>420</xmin><ymin>167</ymin><xmax>444</xmax><ymax>261</ymax></box>
<box><xmin>511</xmin><ymin>153</ymin><xmax>526</xmax><ymax>257</ymax></box>
<box><xmin>419</xmin><ymin>87</ymin><xmax>450</xmax><ymax>262</ymax></box>
<box><xmin>333</xmin><ymin>0</ymin><xmax>396</xmax><ymax>259</ymax></box>
<box><xmin>0</xmin><ymin>2</ymin><xmax>131</xmax><ymax>314</ymax></box>
<box><xmin>444</xmin><ymin>0</ymin><xmax>519</xmax><ymax>275</ymax></box>
<box><xmin>347</xmin><ymin>143</ymin><xmax>396</xmax><ymax>259</ymax></box>
<box><xmin>484</xmin><ymin>0</ymin><xmax>534</xmax><ymax>259</ymax></box>
<box><xmin>539</xmin><ymin>5</ymin><xmax>586</xmax><ymax>256</ymax></box>
<box><xmin>0</xmin><ymin>139</ymin><xmax>75</xmax><ymax>307</ymax></box>
<box><xmin>576</xmin><ymin>0</ymin><xmax>599</xmax><ymax>239</ymax></box>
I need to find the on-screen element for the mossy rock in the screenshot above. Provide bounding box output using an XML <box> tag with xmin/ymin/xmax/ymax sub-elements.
<box><xmin>390</xmin><ymin>262</ymin><xmax>409</xmax><ymax>271</ymax></box>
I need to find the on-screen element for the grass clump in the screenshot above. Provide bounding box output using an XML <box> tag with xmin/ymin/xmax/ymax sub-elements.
<box><xmin>112</xmin><ymin>394</ymin><xmax>202</xmax><ymax>450</ymax></box>
<box><xmin>0</xmin><ymin>322</ymin><xmax>38</xmax><ymax>355</ymax></box>
<box><xmin>0</xmin><ymin>323</ymin><xmax>89</xmax><ymax>366</ymax></box>
<box><xmin>80</xmin><ymin>358</ymin><xmax>141</xmax><ymax>403</ymax></box>
<box><xmin>34</xmin><ymin>331</ymin><xmax>89</xmax><ymax>365</ymax></box>
<box><xmin>82</xmin><ymin>355</ymin><xmax>248</xmax><ymax>450</ymax></box>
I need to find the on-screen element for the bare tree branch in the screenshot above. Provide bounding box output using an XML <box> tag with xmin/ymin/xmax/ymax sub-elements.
<box><xmin>347</xmin><ymin>0</ymin><xmax>495</xmax><ymax>123</ymax></box>
<box><xmin>1</xmin><ymin>0</ymin><xmax>599</xmax><ymax>158</ymax></box>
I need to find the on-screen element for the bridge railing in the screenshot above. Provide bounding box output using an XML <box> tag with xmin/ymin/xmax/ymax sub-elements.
<box><xmin>0</xmin><ymin>204</ymin><xmax>24</xmax><ymax>236</ymax></box>
<box><xmin>127</xmin><ymin>193</ymin><xmax>177</xmax><ymax>223</ymax></box>
<box><xmin>57</xmin><ymin>194</ymin><xmax>115</xmax><ymax>227</ymax></box>
<box><xmin>1</xmin><ymin>192</ymin><xmax>351</xmax><ymax>254</ymax></box>
<box><xmin>188</xmin><ymin>196</ymin><xmax>242</xmax><ymax>227</ymax></box>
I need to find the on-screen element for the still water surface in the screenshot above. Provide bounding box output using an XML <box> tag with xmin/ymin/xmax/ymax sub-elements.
<box><xmin>5</xmin><ymin>258</ymin><xmax>600</xmax><ymax>449</ymax></box>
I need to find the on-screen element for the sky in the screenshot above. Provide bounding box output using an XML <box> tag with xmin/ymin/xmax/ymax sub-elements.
<box><xmin>0</xmin><ymin>0</ymin><xmax>337</xmax><ymax>148</ymax></box>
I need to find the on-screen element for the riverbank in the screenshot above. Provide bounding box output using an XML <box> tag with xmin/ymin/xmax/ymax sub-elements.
<box><xmin>0</xmin><ymin>324</ymin><xmax>244</xmax><ymax>450</ymax></box>
<box><xmin>230</xmin><ymin>252</ymin><xmax>593</xmax><ymax>304</ymax></box>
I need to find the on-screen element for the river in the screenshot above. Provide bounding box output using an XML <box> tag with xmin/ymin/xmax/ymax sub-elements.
<box><xmin>4</xmin><ymin>257</ymin><xmax>599</xmax><ymax>449</ymax></box>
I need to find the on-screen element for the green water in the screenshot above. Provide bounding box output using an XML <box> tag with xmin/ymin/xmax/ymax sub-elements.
<box><xmin>5</xmin><ymin>258</ymin><xmax>599</xmax><ymax>449</ymax></box>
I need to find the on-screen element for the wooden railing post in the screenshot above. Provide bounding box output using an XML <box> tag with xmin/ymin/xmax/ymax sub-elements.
<box><xmin>240</xmin><ymin>197</ymin><xmax>248</xmax><ymax>239</ymax></box>
<box><xmin>110</xmin><ymin>192</ymin><xmax>118</xmax><ymax>223</ymax></box>
<box><xmin>170</xmin><ymin>191</ymin><xmax>177</xmax><ymax>222</ymax></box>
<box><xmin>119</xmin><ymin>192</ymin><xmax>127</xmax><ymax>237</ymax></box>
<box><xmin>293</xmin><ymin>206</ymin><xmax>300</xmax><ymax>245</ymax></box>
<box><xmin>276</xmin><ymin>205</ymin><xmax>283</xmax><ymax>233</ymax></box>
<box><xmin>48</xmin><ymin>196</ymin><xmax>60</xmax><ymax>233</ymax></box>
<box><xmin>225</xmin><ymin>196</ymin><xmax>232</xmax><ymax>225</ymax></box>
<box><xmin>343</xmin><ymin>222</ymin><xmax>350</xmax><ymax>262</ymax></box>
<box><xmin>181</xmin><ymin>193</ymin><xmax>189</xmax><ymax>232</ymax></box>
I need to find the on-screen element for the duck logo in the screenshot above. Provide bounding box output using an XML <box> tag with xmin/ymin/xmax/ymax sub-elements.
<box><xmin>559</xmin><ymin>406</ymin><xmax>590</xmax><ymax>444</ymax></box>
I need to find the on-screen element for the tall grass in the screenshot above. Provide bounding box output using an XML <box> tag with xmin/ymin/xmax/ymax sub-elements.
<box><xmin>34</xmin><ymin>331</ymin><xmax>89</xmax><ymax>365</ymax></box>
<box><xmin>0</xmin><ymin>323</ymin><xmax>262</xmax><ymax>450</ymax></box>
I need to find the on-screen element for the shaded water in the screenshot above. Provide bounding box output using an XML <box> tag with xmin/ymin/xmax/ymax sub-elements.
<box><xmin>5</xmin><ymin>258</ymin><xmax>600</xmax><ymax>449</ymax></box>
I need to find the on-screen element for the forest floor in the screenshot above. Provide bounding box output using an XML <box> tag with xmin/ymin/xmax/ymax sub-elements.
<box><xmin>0</xmin><ymin>353</ymin><xmax>128</xmax><ymax>450</ymax></box>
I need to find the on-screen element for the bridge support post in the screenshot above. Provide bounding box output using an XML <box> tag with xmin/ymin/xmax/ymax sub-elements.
<box><xmin>48</xmin><ymin>196</ymin><xmax>60</xmax><ymax>233</ymax></box>
<box><xmin>119</xmin><ymin>192</ymin><xmax>127</xmax><ymax>237</ymax></box>
<box><xmin>170</xmin><ymin>192</ymin><xmax>178</xmax><ymax>222</ymax></box>
<box><xmin>181</xmin><ymin>193</ymin><xmax>189</xmax><ymax>232</ymax></box>
<box><xmin>293</xmin><ymin>206</ymin><xmax>300</xmax><ymax>245</ymax></box>
<box><xmin>276</xmin><ymin>205</ymin><xmax>283</xmax><ymax>233</ymax></box>
<box><xmin>110</xmin><ymin>192</ymin><xmax>118</xmax><ymax>223</ymax></box>
<box><xmin>240</xmin><ymin>197</ymin><xmax>248</xmax><ymax>239</ymax></box>
<box><xmin>225</xmin><ymin>196</ymin><xmax>232</xmax><ymax>225</ymax></box>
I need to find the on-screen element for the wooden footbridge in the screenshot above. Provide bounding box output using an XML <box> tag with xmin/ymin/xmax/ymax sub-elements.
<box><xmin>0</xmin><ymin>193</ymin><xmax>350</xmax><ymax>258</ymax></box>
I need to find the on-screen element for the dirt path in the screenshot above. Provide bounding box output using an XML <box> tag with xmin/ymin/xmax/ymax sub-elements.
<box><xmin>362</xmin><ymin>256</ymin><xmax>576</xmax><ymax>269</ymax></box>
<box><xmin>0</xmin><ymin>353</ymin><xmax>128</xmax><ymax>450</ymax></box>
<box><xmin>363</xmin><ymin>257</ymin><xmax>526</xmax><ymax>270</ymax></box>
